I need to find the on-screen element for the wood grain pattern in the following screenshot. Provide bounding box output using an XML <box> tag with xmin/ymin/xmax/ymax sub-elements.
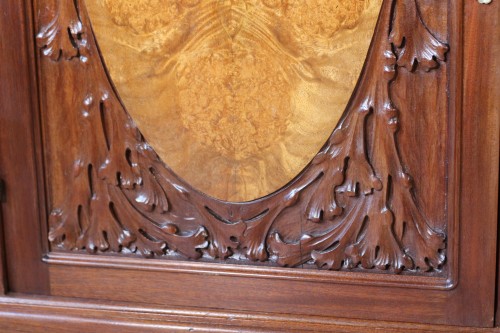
<box><xmin>0</xmin><ymin>0</ymin><xmax>498</xmax><ymax>329</ymax></box>
<box><xmin>0</xmin><ymin>294</ymin><xmax>499</xmax><ymax>333</ymax></box>
<box><xmin>37</xmin><ymin>0</ymin><xmax>448</xmax><ymax>274</ymax></box>
<box><xmin>86</xmin><ymin>0</ymin><xmax>382</xmax><ymax>202</ymax></box>
<box><xmin>460</xmin><ymin>0</ymin><xmax>499</xmax><ymax>326</ymax></box>
<box><xmin>0</xmin><ymin>0</ymin><xmax>50</xmax><ymax>295</ymax></box>
<box><xmin>44</xmin><ymin>251</ymin><xmax>453</xmax><ymax>289</ymax></box>
<box><xmin>0</xmin><ymin>179</ymin><xmax>6</xmax><ymax>294</ymax></box>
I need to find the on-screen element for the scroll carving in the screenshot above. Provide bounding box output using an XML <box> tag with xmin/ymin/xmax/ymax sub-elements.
<box><xmin>37</xmin><ymin>0</ymin><xmax>448</xmax><ymax>273</ymax></box>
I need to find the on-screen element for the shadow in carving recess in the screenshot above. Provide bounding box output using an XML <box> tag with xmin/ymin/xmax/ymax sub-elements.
<box><xmin>37</xmin><ymin>0</ymin><xmax>448</xmax><ymax>274</ymax></box>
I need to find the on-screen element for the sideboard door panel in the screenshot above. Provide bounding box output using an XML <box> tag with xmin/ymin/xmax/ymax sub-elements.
<box><xmin>0</xmin><ymin>0</ymin><xmax>498</xmax><ymax>329</ymax></box>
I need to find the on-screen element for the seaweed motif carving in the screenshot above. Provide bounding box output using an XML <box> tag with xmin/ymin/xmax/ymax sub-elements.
<box><xmin>37</xmin><ymin>0</ymin><xmax>448</xmax><ymax>273</ymax></box>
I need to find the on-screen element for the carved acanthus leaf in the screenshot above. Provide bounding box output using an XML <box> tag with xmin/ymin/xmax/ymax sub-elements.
<box><xmin>390</xmin><ymin>0</ymin><xmax>448</xmax><ymax>71</ymax></box>
<box><xmin>36</xmin><ymin>0</ymin><xmax>88</xmax><ymax>61</ymax></box>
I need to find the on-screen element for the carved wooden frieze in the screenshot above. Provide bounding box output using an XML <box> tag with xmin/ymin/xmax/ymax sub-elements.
<box><xmin>36</xmin><ymin>0</ymin><xmax>448</xmax><ymax>274</ymax></box>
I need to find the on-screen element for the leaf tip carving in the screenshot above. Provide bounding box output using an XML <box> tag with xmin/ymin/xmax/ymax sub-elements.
<box><xmin>390</xmin><ymin>0</ymin><xmax>449</xmax><ymax>72</ymax></box>
<box><xmin>36</xmin><ymin>0</ymin><xmax>88</xmax><ymax>62</ymax></box>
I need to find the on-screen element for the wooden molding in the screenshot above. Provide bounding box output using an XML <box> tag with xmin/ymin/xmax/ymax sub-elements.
<box><xmin>0</xmin><ymin>294</ymin><xmax>498</xmax><ymax>333</ymax></box>
<box><xmin>0</xmin><ymin>0</ymin><xmax>50</xmax><ymax>295</ymax></box>
<box><xmin>36</xmin><ymin>0</ymin><xmax>449</xmax><ymax>275</ymax></box>
<box><xmin>44</xmin><ymin>251</ymin><xmax>455</xmax><ymax>290</ymax></box>
<box><xmin>0</xmin><ymin>181</ymin><xmax>6</xmax><ymax>294</ymax></box>
<box><xmin>460</xmin><ymin>0</ymin><xmax>499</xmax><ymax>326</ymax></box>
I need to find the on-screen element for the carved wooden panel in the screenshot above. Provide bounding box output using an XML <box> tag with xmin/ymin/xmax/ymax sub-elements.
<box><xmin>36</xmin><ymin>0</ymin><xmax>449</xmax><ymax>275</ymax></box>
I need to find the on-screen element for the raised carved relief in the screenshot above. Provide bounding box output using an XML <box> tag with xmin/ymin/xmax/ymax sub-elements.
<box><xmin>37</xmin><ymin>0</ymin><xmax>448</xmax><ymax>273</ymax></box>
<box><xmin>86</xmin><ymin>0</ymin><xmax>382</xmax><ymax>202</ymax></box>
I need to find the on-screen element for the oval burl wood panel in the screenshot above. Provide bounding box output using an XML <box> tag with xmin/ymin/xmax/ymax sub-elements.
<box><xmin>86</xmin><ymin>0</ymin><xmax>383</xmax><ymax>202</ymax></box>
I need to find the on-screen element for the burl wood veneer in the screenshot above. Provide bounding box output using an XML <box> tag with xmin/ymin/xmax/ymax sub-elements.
<box><xmin>86</xmin><ymin>0</ymin><xmax>382</xmax><ymax>201</ymax></box>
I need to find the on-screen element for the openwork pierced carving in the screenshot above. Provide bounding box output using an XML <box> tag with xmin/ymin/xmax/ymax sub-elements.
<box><xmin>37</xmin><ymin>0</ymin><xmax>448</xmax><ymax>273</ymax></box>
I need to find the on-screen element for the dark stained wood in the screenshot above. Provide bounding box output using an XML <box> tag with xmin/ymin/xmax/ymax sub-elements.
<box><xmin>0</xmin><ymin>0</ymin><xmax>50</xmax><ymax>294</ymax></box>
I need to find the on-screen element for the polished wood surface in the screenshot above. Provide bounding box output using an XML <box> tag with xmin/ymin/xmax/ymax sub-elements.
<box><xmin>461</xmin><ymin>0</ymin><xmax>499</xmax><ymax>325</ymax></box>
<box><xmin>0</xmin><ymin>179</ymin><xmax>6</xmax><ymax>294</ymax></box>
<box><xmin>86</xmin><ymin>0</ymin><xmax>383</xmax><ymax>201</ymax></box>
<box><xmin>0</xmin><ymin>0</ymin><xmax>49</xmax><ymax>295</ymax></box>
<box><xmin>38</xmin><ymin>0</ymin><xmax>448</xmax><ymax>275</ymax></box>
<box><xmin>0</xmin><ymin>294</ymin><xmax>500</xmax><ymax>333</ymax></box>
<box><xmin>0</xmin><ymin>0</ymin><xmax>498</xmax><ymax>331</ymax></box>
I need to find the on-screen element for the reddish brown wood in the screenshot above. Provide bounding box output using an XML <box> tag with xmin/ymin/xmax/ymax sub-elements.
<box><xmin>35</xmin><ymin>0</ymin><xmax>497</xmax><ymax>326</ymax></box>
<box><xmin>455</xmin><ymin>0</ymin><xmax>499</xmax><ymax>327</ymax></box>
<box><xmin>0</xmin><ymin>0</ymin><xmax>49</xmax><ymax>294</ymax></box>
<box><xmin>44</xmin><ymin>251</ymin><xmax>451</xmax><ymax>289</ymax></box>
<box><xmin>0</xmin><ymin>179</ymin><xmax>7</xmax><ymax>294</ymax></box>
<box><xmin>0</xmin><ymin>294</ymin><xmax>499</xmax><ymax>333</ymax></box>
<box><xmin>45</xmin><ymin>262</ymin><xmax>457</xmax><ymax>325</ymax></box>
<box><xmin>0</xmin><ymin>0</ymin><xmax>498</xmax><ymax>331</ymax></box>
<box><xmin>466</xmin><ymin>0</ymin><xmax>500</xmax><ymax>327</ymax></box>
<box><xmin>36</xmin><ymin>0</ymin><xmax>448</xmax><ymax>275</ymax></box>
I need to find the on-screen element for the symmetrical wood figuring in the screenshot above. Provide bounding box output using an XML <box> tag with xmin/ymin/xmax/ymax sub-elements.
<box><xmin>37</xmin><ymin>0</ymin><xmax>448</xmax><ymax>273</ymax></box>
<box><xmin>85</xmin><ymin>0</ymin><xmax>382</xmax><ymax>202</ymax></box>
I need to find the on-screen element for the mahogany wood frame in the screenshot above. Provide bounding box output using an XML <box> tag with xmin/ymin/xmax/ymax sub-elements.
<box><xmin>0</xmin><ymin>0</ymin><xmax>498</xmax><ymax>331</ymax></box>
